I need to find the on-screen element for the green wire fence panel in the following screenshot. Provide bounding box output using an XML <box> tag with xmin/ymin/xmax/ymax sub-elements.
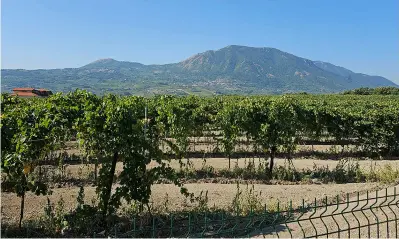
<box><xmin>253</xmin><ymin>187</ymin><xmax>399</xmax><ymax>238</ymax></box>
<box><xmin>107</xmin><ymin>187</ymin><xmax>398</xmax><ymax>238</ymax></box>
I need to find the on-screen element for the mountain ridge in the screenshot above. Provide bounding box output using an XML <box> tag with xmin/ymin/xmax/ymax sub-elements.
<box><xmin>2</xmin><ymin>45</ymin><xmax>397</xmax><ymax>96</ymax></box>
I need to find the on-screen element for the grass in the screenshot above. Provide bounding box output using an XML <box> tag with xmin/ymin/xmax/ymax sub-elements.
<box><xmin>12</xmin><ymin>157</ymin><xmax>397</xmax><ymax>190</ymax></box>
<box><xmin>173</xmin><ymin>158</ymin><xmax>399</xmax><ymax>185</ymax></box>
<box><xmin>365</xmin><ymin>163</ymin><xmax>399</xmax><ymax>184</ymax></box>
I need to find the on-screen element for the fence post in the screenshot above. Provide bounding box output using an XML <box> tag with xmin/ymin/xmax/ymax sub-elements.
<box><xmin>341</xmin><ymin>193</ymin><xmax>350</xmax><ymax>238</ymax></box>
<box><xmin>369</xmin><ymin>190</ymin><xmax>379</xmax><ymax>238</ymax></box>
<box><xmin>152</xmin><ymin>217</ymin><xmax>155</xmax><ymax>238</ymax></box>
<box><xmin>319</xmin><ymin>196</ymin><xmax>329</xmax><ymax>238</ymax></box>
<box><xmin>361</xmin><ymin>191</ymin><xmax>371</xmax><ymax>238</ymax></box>
<box><xmin>309</xmin><ymin>198</ymin><xmax>318</xmax><ymax>238</ymax></box>
<box><xmin>331</xmin><ymin>195</ymin><xmax>341</xmax><ymax>238</ymax></box>
<box><xmin>188</xmin><ymin>212</ymin><xmax>192</xmax><ymax>237</ymax></box>
<box><xmin>388</xmin><ymin>187</ymin><xmax>398</xmax><ymax>238</ymax></box>
<box><xmin>351</xmin><ymin>192</ymin><xmax>361</xmax><ymax>237</ymax></box>
<box><xmin>380</xmin><ymin>188</ymin><xmax>389</xmax><ymax>238</ymax></box>
<box><xmin>132</xmin><ymin>216</ymin><xmax>136</xmax><ymax>238</ymax></box>
<box><xmin>170</xmin><ymin>214</ymin><xmax>174</xmax><ymax>237</ymax></box>
<box><xmin>297</xmin><ymin>199</ymin><xmax>306</xmax><ymax>238</ymax></box>
<box><xmin>285</xmin><ymin>200</ymin><xmax>293</xmax><ymax>238</ymax></box>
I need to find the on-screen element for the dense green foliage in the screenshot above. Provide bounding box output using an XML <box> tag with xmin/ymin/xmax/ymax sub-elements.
<box><xmin>2</xmin><ymin>91</ymin><xmax>399</xmax><ymax>229</ymax></box>
<box><xmin>2</xmin><ymin>46</ymin><xmax>397</xmax><ymax>95</ymax></box>
<box><xmin>1</xmin><ymin>93</ymin><xmax>76</xmax><ymax>227</ymax></box>
<box><xmin>342</xmin><ymin>86</ymin><xmax>399</xmax><ymax>95</ymax></box>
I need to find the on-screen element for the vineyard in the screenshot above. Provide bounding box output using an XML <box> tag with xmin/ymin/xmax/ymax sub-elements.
<box><xmin>1</xmin><ymin>91</ymin><xmax>399</xmax><ymax>237</ymax></box>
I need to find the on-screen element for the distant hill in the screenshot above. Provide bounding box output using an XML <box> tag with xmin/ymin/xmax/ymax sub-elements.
<box><xmin>2</xmin><ymin>45</ymin><xmax>397</xmax><ymax>95</ymax></box>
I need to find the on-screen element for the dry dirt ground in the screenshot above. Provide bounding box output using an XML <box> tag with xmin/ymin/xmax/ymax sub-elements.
<box><xmin>63</xmin><ymin>158</ymin><xmax>399</xmax><ymax>179</ymax></box>
<box><xmin>55</xmin><ymin>141</ymin><xmax>398</xmax><ymax>178</ymax></box>
<box><xmin>60</xmin><ymin>143</ymin><xmax>350</xmax><ymax>157</ymax></box>
<box><xmin>1</xmin><ymin>182</ymin><xmax>381</xmax><ymax>224</ymax></box>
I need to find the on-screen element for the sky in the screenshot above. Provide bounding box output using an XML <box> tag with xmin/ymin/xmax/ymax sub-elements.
<box><xmin>2</xmin><ymin>0</ymin><xmax>399</xmax><ymax>83</ymax></box>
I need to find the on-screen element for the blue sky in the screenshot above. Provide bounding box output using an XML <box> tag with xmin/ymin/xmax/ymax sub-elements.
<box><xmin>2</xmin><ymin>0</ymin><xmax>399</xmax><ymax>83</ymax></box>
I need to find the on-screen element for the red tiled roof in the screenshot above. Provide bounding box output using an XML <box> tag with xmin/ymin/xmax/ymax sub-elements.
<box><xmin>13</xmin><ymin>87</ymin><xmax>34</xmax><ymax>91</ymax></box>
<box><xmin>12</xmin><ymin>92</ymin><xmax>39</xmax><ymax>97</ymax></box>
<box><xmin>11</xmin><ymin>87</ymin><xmax>52</xmax><ymax>97</ymax></box>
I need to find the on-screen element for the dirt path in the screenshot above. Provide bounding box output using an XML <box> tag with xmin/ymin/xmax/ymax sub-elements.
<box><xmin>1</xmin><ymin>182</ymin><xmax>380</xmax><ymax>224</ymax></box>
<box><xmin>63</xmin><ymin>158</ymin><xmax>399</xmax><ymax>179</ymax></box>
<box><xmin>58</xmin><ymin>142</ymin><xmax>346</xmax><ymax>156</ymax></box>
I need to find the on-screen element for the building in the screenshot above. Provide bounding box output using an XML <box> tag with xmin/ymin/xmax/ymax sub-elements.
<box><xmin>11</xmin><ymin>88</ymin><xmax>53</xmax><ymax>97</ymax></box>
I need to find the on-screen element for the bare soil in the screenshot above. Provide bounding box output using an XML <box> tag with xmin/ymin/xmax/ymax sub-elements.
<box><xmin>1</xmin><ymin>182</ymin><xmax>381</xmax><ymax>224</ymax></box>
<box><xmin>62</xmin><ymin>158</ymin><xmax>399</xmax><ymax>180</ymax></box>
<box><xmin>60</xmin><ymin>143</ymin><xmax>350</xmax><ymax>157</ymax></box>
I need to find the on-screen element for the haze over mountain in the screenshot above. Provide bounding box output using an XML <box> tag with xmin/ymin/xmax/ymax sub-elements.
<box><xmin>2</xmin><ymin>45</ymin><xmax>397</xmax><ymax>96</ymax></box>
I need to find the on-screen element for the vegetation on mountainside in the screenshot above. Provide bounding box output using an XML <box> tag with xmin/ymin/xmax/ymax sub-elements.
<box><xmin>2</xmin><ymin>46</ymin><xmax>397</xmax><ymax>95</ymax></box>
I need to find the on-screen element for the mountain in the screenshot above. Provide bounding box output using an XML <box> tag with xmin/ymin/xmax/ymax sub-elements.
<box><xmin>2</xmin><ymin>45</ymin><xmax>397</xmax><ymax>95</ymax></box>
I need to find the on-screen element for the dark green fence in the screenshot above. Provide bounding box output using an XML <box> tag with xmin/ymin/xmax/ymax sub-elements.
<box><xmin>108</xmin><ymin>187</ymin><xmax>398</xmax><ymax>238</ymax></box>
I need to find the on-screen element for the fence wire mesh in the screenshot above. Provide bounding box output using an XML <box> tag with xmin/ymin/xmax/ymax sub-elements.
<box><xmin>102</xmin><ymin>186</ymin><xmax>399</xmax><ymax>238</ymax></box>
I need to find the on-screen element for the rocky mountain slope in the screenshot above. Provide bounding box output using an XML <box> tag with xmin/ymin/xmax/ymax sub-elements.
<box><xmin>2</xmin><ymin>45</ymin><xmax>397</xmax><ymax>95</ymax></box>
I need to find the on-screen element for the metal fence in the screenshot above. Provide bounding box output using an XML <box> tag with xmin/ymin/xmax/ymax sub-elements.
<box><xmin>108</xmin><ymin>187</ymin><xmax>398</xmax><ymax>238</ymax></box>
